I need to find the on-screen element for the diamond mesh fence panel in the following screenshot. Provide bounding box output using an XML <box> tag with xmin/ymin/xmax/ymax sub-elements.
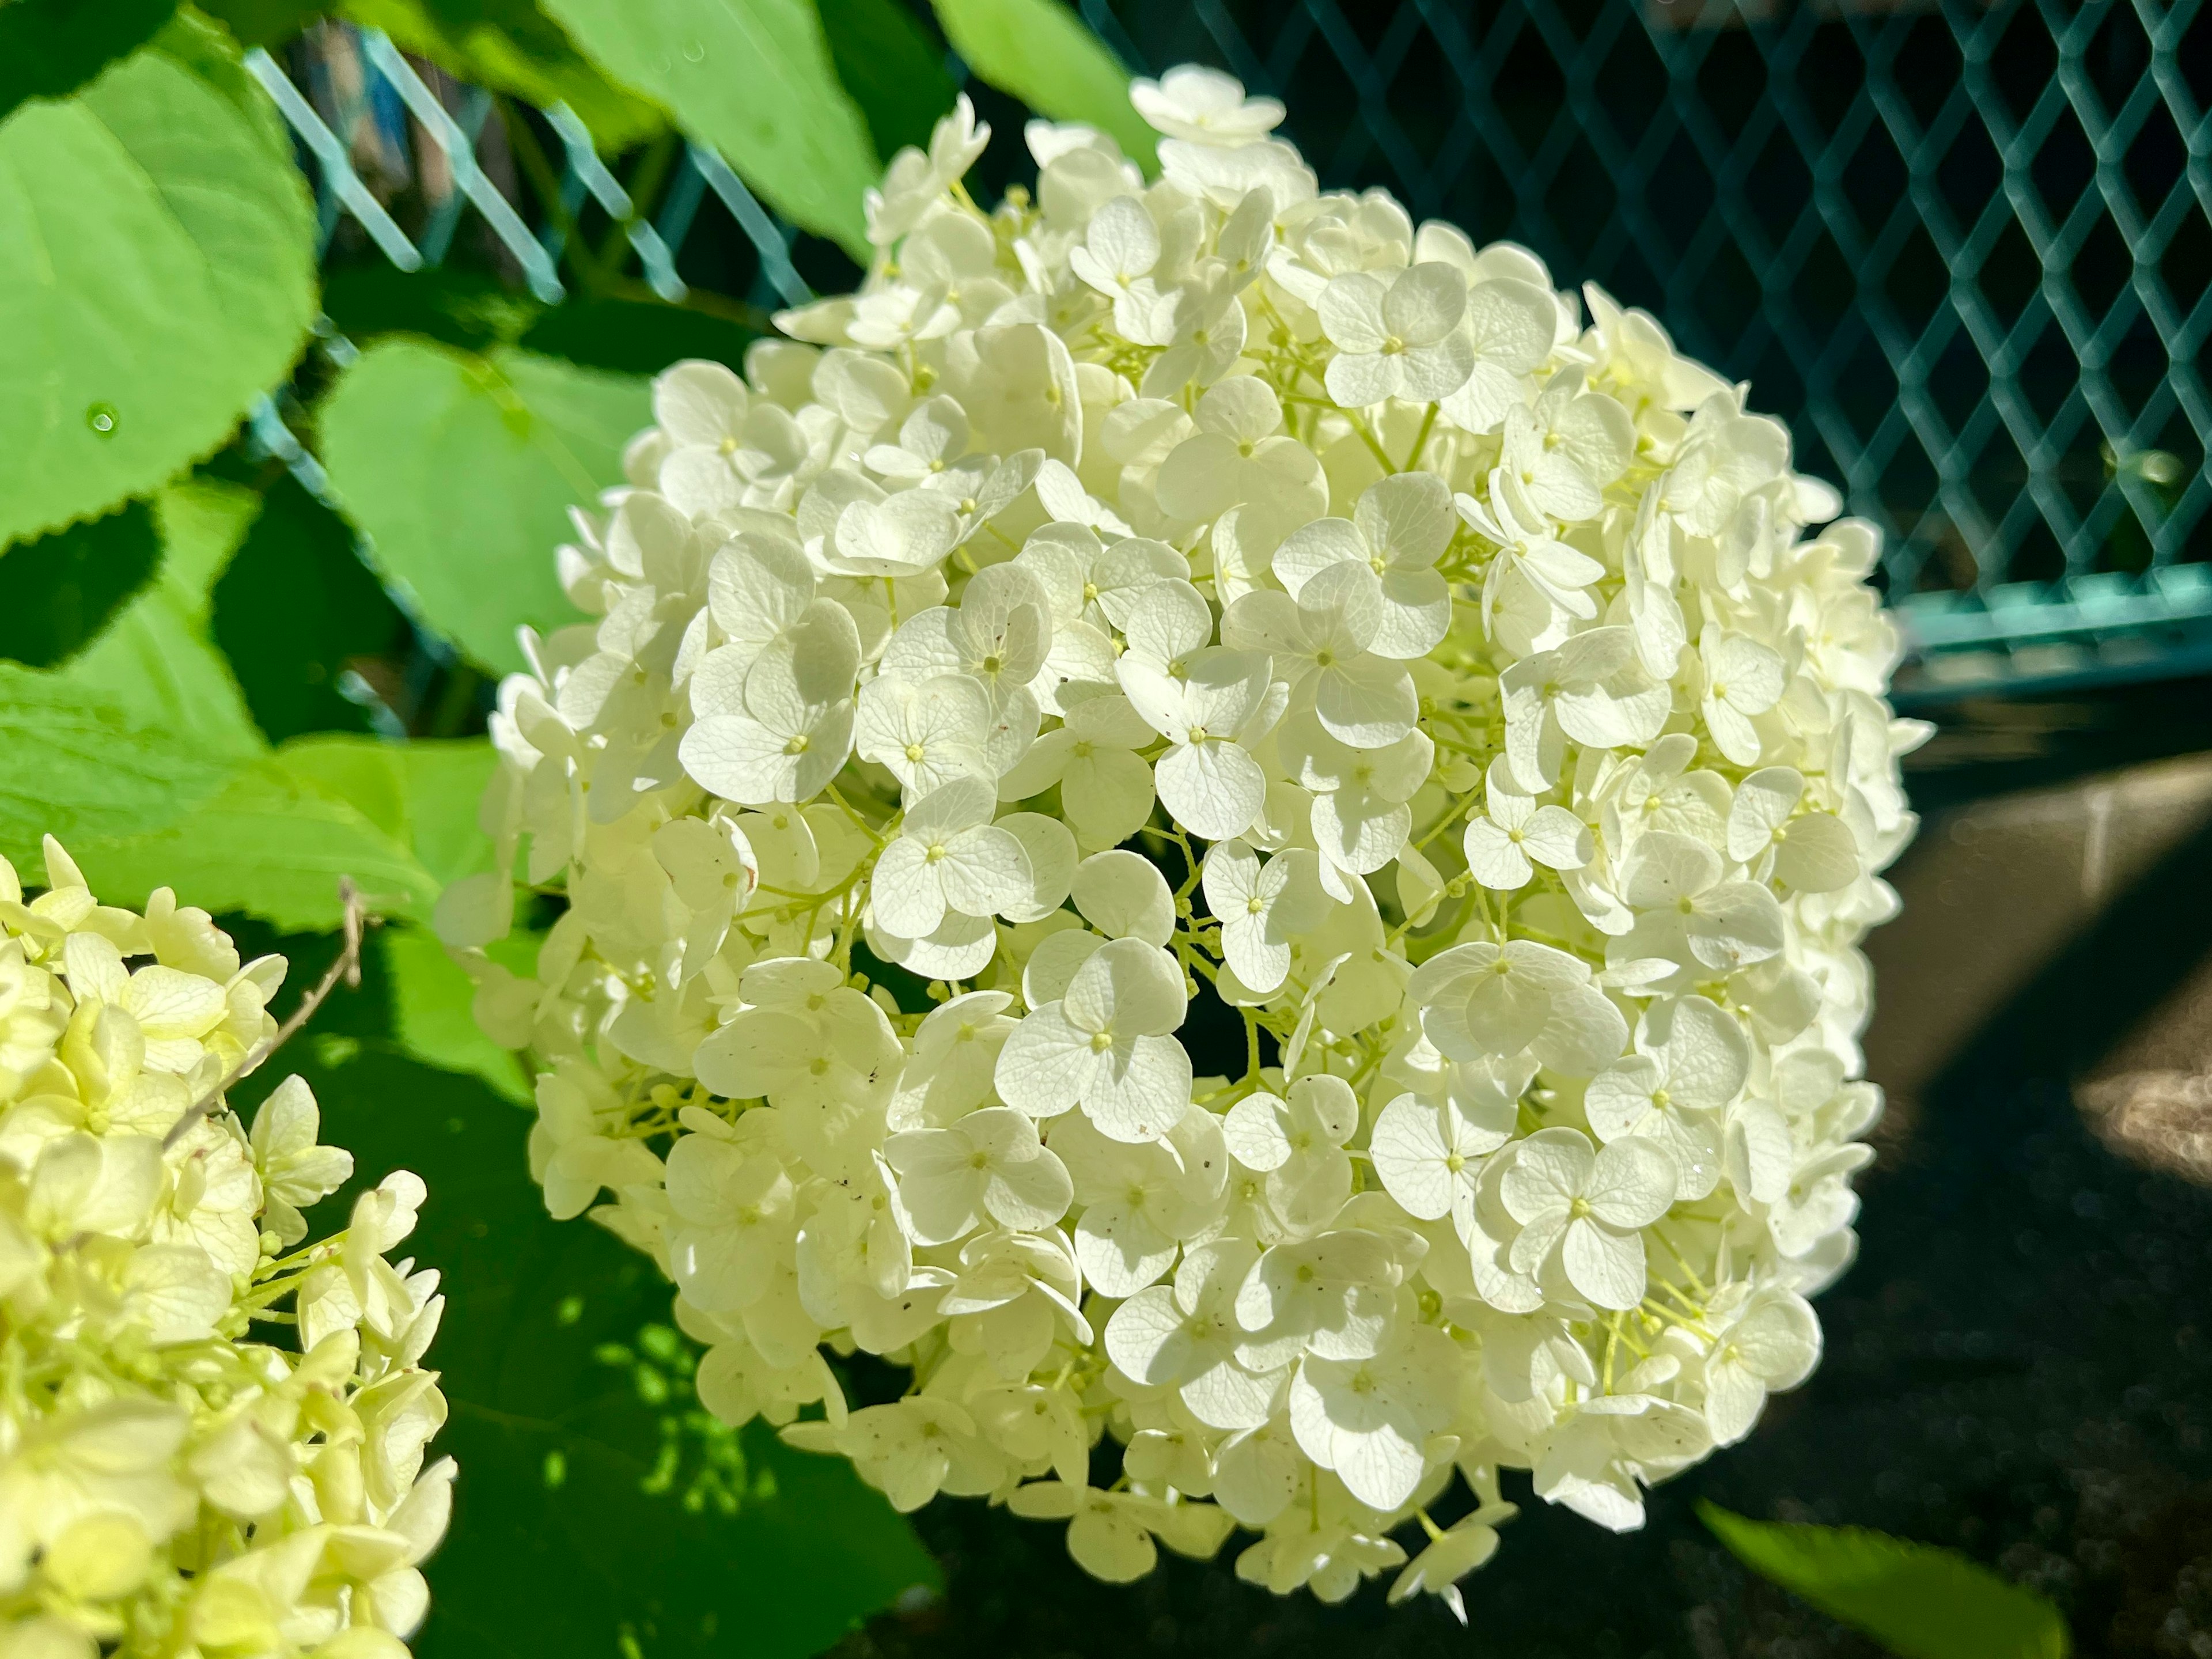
<box><xmin>271</xmin><ymin>1</ymin><xmax>2212</xmax><ymax>703</ymax></box>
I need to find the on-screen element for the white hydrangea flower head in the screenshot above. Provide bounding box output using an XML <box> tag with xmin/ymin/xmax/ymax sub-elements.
<box><xmin>459</xmin><ymin>66</ymin><xmax>1920</xmax><ymax>1618</ymax></box>
<box><xmin>0</xmin><ymin>840</ymin><xmax>450</xmax><ymax>1657</ymax></box>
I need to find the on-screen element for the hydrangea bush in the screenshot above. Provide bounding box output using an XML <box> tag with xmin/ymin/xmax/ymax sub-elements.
<box><xmin>449</xmin><ymin>66</ymin><xmax>1919</xmax><ymax>1615</ymax></box>
<box><xmin>0</xmin><ymin>842</ymin><xmax>449</xmax><ymax>1657</ymax></box>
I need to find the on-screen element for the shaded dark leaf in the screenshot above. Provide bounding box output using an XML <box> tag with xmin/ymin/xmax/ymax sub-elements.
<box><xmin>321</xmin><ymin>264</ymin><xmax>544</xmax><ymax>354</ymax></box>
<box><xmin>820</xmin><ymin>0</ymin><xmax>956</xmax><ymax>162</ymax></box>
<box><xmin>0</xmin><ymin>0</ymin><xmax>177</xmax><ymax>123</ymax></box>
<box><xmin>518</xmin><ymin>295</ymin><xmax>758</xmax><ymax>376</ymax></box>
<box><xmin>191</xmin><ymin>0</ymin><xmax>324</xmax><ymax>48</ymax></box>
<box><xmin>211</xmin><ymin>475</ymin><xmax>410</xmax><ymax>743</ymax></box>
<box><xmin>0</xmin><ymin>499</ymin><xmax>161</xmax><ymax>668</ymax></box>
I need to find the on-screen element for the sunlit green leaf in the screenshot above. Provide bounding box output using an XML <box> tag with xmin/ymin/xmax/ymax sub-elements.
<box><xmin>929</xmin><ymin>0</ymin><xmax>1153</xmax><ymax>168</ymax></box>
<box><xmin>382</xmin><ymin>924</ymin><xmax>536</xmax><ymax>1102</ymax></box>
<box><xmin>340</xmin><ymin>0</ymin><xmax>664</xmax><ymax>151</ymax></box>
<box><xmin>275</xmin><ymin>733</ymin><xmax>501</xmax><ymax>887</ymax></box>
<box><xmin>393</xmin><ymin>739</ymin><xmax>504</xmax><ymax>887</ymax></box>
<box><xmin>0</xmin><ymin>665</ymin><xmax>236</xmax><ymax>865</ymax></box>
<box><xmin>71</xmin><ymin>757</ymin><xmax>441</xmax><ymax>931</ymax></box>
<box><xmin>319</xmin><ymin>340</ymin><xmax>649</xmax><ymax>676</ymax></box>
<box><xmin>0</xmin><ymin>11</ymin><xmax>317</xmax><ymax>546</ymax></box>
<box><xmin>541</xmin><ymin>0</ymin><xmax>879</xmax><ymax>259</ymax></box>
<box><xmin>1700</xmin><ymin>1504</ymin><xmax>2071</xmax><ymax>1659</ymax></box>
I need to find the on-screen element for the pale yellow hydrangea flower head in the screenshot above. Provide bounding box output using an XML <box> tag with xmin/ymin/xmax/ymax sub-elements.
<box><xmin>0</xmin><ymin>840</ymin><xmax>449</xmax><ymax>1658</ymax></box>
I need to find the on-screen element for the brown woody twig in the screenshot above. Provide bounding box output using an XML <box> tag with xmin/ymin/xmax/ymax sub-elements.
<box><xmin>162</xmin><ymin>878</ymin><xmax>369</xmax><ymax>1152</ymax></box>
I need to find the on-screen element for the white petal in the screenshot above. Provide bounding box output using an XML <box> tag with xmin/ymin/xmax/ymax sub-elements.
<box><xmin>996</xmin><ymin>1007</ymin><xmax>1101</xmax><ymax>1118</ymax></box>
<box><xmin>1157</xmin><ymin>741</ymin><xmax>1266</xmax><ymax>843</ymax></box>
<box><xmin>1562</xmin><ymin>1217</ymin><xmax>1646</xmax><ymax>1311</ymax></box>
<box><xmin>1073</xmin><ymin>850</ymin><xmax>1176</xmax><ymax>946</ymax></box>
<box><xmin>1369</xmin><ymin>1097</ymin><xmax>1455</xmax><ymax>1220</ymax></box>
<box><xmin>1084</xmin><ymin>1034</ymin><xmax>1192</xmax><ymax>1143</ymax></box>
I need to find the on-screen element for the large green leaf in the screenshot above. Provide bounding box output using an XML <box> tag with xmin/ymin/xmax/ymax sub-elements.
<box><xmin>340</xmin><ymin>0</ymin><xmax>664</xmax><ymax>151</ymax></box>
<box><xmin>929</xmin><ymin>0</ymin><xmax>1153</xmax><ymax>168</ymax></box>
<box><xmin>319</xmin><ymin>340</ymin><xmax>649</xmax><ymax>676</ymax></box>
<box><xmin>69</xmin><ymin>732</ymin><xmax>509</xmax><ymax>931</ymax></box>
<box><xmin>0</xmin><ymin>0</ymin><xmax>178</xmax><ymax>125</ymax></box>
<box><xmin>0</xmin><ymin>665</ymin><xmax>236</xmax><ymax>865</ymax></box>
<box><xmin>394</xmin><ymin>739</ymin><xmax>504</xmax><ymax>887</ymax></box>
<box><xmin>0</xmin><ymin>499</ymin><xmax>161</xmax><ymax>666</ymax></box>
<box><xmin>70</xmin><ymin>756</ymin><xmax>442</xmax><ymax>931</ymax></box>
<box><xmin>192</xmin><ymin>0</ymin><xmax>324</xmax><ymax>49</ymax></box>
<box><xmin>241</xmin><ymin>947</ymin><xmax>940</xmax><ymax>1659</ymax></box>
<box><xmin>321</xmin><ymin>265</ymin><xmax>543</xmax><ymax>356</ymax></box>
<box><xmin>0</xmin><ymin>11</ymin><xmax>317</xmax><ymax>547</ymax></box>
<box><xmin>818</xmin><ymin>0</ymin><xmax>957</xmax><ymax>163</ymax></box>
<box><xmin>541</xmin><ymin>0</ymin><xmax>878</xmax><ymax>259</ymax></box>
<box><xmin>59</xmin><ymin>478</ymin><xmax>267</xmax><ymax>757</ymax></box>
<box><xmin>320</xmin><ymin>268</ymin><xmax>763</xmax><ymax>381</ymax></box>
<box><xmin>275</xmin><ymin>733</ymin><xmax>500</xmax><ymax>887</ymax></box>
<box><xmin>1700</xmin><ymin>1504</ymin><xmax>2071</xmax><ymax>1659</ymax></box>
<box><xmin>382</xmin><ymin>925</ymin><xmax>535</xmax><ymax>1102</ymax></box>
<box><xmin>210</xmin><ymin>475</ymin><xmax>410</xmax><ymax>744</ymax></box>
<box><xmin>518</xmin><ymin>296</ymin><xmax>758</xmax><ymax>378</ymax></box>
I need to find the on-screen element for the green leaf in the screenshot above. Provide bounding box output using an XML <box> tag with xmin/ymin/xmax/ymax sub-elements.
<box><xmin>339</xmin><ymin>0</ymin><xmax>664</xmax><ymax>151</ymax></box>
<box><xmin>818</xmin><ymin>0</ymin><xmax>956</xmax><ymax>162</ymax></box>
<box><xmin>319</xmin><ymin>340</ymin><xmax>650</xmax><ymax>676</ymax></box>
<box><xmin>382</xmin><ymin>925</ymin><xmax>535</xmax><ymax>1102</ymax></box>
<box><xmin>929</xmin><ymin>0</ymin><xmax>1153</xmax><ymax>169</ymax></box>
<box><xmin>191</xmin><ymin>0</ymin><xmax>324</xmax><ymax>50</ymax></box>
<box><xmin>321</xmin><ymin>265</ymin><xmax>544</xmax><ymax>355</ymax></box>
<box><xmin>148</xmin><ymin>474</ymin><xmax>262</xmax><ymax>600</ymax></box>
<box><xmin>67</xmin><ymin>732</ymin><xmax>506</xmax><ymax>931</ymax></box>
<box><xmin>275</xmin><ymin>733</ymin><xmax>500</xmax><ymax>887</ymax></box>
<box><xmin>0</xmin><ymin>665</ymin><xmax>236</xmax><ymax>865</ymax></box>
<box><xmin>243</xmin><ymin>973</ymin><xmax>941</xmax><ymax>1659</ymax></box>
<box><xmin>0</xmin><ymin>499</ymin><xmax>161</xmax><ymax>667</ymax></box>
<box><xmin>0</xmin><ymin>11</ymin><xmax>318</xmax><ymax>547</ymax></box>
<box><xmin>57</xmin><ymin>477</ymin><xmax>267</xmax><ymax>757</ymax></box>
<box><xmin>517</xmin><ymin>296</ymin><xmax>758</xmax><ymax>378</ymax></box>
<box><xmin>70</xmin><ymin>757</ymin><xmax>442</xmax><ymax>931</ymax></box>
<box><xmin>541</xmin><ymin>0</ymin><xmax>880</xmax><ymax>259</ymax></box>
<box><xmin>0</xmin><ymin>0</ymin><xmax>178</xmax><ymax>123</ymax></box>
<box><xmin>396</xmin><ymin>740</ymin><xmax>504</xmax><ymax>887</ymax></box>
<box><xmin>210</xmin><ymin>475</ymin><xmax>410</xmax><ymax>743</ymax></box>
<box><xmin>253</xmin><ymin>734</ymin><xmax>522</xmax><ymax>1086</ymax></box>
<box><xmin>1699</xmin><ymin>1504</ymin><xmax>2071</xmax><ymax>1659</ymax></box>
<box><xmin>273</xmin><ymin>736</ymin><xmax>414</xmax><ymax>846</ymax></box>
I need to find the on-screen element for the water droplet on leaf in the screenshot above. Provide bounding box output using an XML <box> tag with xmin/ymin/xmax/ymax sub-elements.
<box><xmin>85</xmin><ymin>403</ymin><xmax>118</xmax><ymax>437</ymax></box>
<box><xmin>683</xmin><ymin>39</ymin><xmax>706</xmax><ymax>60</ymax></box>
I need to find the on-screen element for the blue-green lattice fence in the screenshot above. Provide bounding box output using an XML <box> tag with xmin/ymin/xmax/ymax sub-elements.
<box><xmin>264</xmin><ymin>0</ymin><xmax>2212</xmax><ymax>705</ymax></box>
